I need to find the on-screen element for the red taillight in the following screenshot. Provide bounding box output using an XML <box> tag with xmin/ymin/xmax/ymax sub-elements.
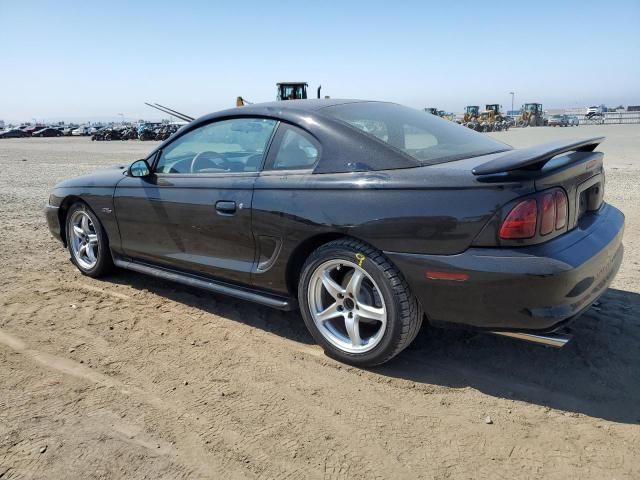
<box><xmin>425</xmin><ymin>271</ymin><xmax>469</xmax><ymax>281</ymax></box>
<box><xmin>554</xmin><ymin>190</ymin><xmax>567</xmax><ymax>229</ymax></box>
<box><xmin>499</xmin><ymin>199</ymin><xmax>537</xmax><ymax>239</ymax></box>
<box><xmin>540</xmin><ymin>193</ymin><xmax>556</xmax><ymax>235</ymax></box>
<box><xmin>500</xmin><ymin>189</ymin><xmax>568</xmax><ymax>241</ymax></box>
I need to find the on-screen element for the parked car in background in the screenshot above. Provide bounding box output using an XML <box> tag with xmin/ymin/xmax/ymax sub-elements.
<box><xmin>567</xmin><ymin>115</ymin><xmax>579</xmax><ymax>126</ymax></box>
<box><xmin>21</xmin><ymin>126</ymin><xmax>46</xmax><ymax>136</ymax></box>
<box><xmin>548</xmin><ymin>114</ymin><xmax>569</xmax><ymax>127</ymax></box>
<box><xmin>585</xmin><ymin>106</ymin><xmax>605</xmax><ymax>123</ymax></box>
<box><xmin>32</xmin><ymin>127</ymin><xmax>64</xmax><ymax>137</ymax></box>
<box><xmin>71</xmin><ymin>127</ymin><xmax>88</xmax><ymax>136</ymax></box>
<box><xmin>46</xmin><ymin>99</ymin><xmax>624</xmax><ymax>366</ymax></box>
<box><xmin>0</xmin><ymin>128</ymin><xmax>29</xmax><ymax>138</ymax></box>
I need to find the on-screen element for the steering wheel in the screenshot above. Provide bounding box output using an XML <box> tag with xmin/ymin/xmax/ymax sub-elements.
<box><xmin>190</xmin><ymin>151</ymin><xmax>226</xmax><ymax>173</ymax></box>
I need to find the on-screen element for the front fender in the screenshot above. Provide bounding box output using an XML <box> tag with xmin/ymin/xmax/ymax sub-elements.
<box><xmin>47</xmin><ymin>186</ymin><xmax>120</xmax><ymax>251</ymax></box>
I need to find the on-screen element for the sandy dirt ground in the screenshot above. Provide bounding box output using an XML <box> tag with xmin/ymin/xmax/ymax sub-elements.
<box><xmin>0</xmin><ymin>125</ymin><xmax>639</xmax><ymax>479</ymax></box>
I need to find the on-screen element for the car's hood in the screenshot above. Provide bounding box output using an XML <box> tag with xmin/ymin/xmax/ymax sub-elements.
<box><xmin>54</xmin><ymin>164</ymin><xmax>128</xmax><ymax>189</ymax></box>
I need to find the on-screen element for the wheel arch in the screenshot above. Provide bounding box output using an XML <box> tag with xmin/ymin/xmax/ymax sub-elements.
<box><xmin>285</xmin><ymin>232</ymin><xmax>387</xmax><ymax>298</ymax></box>
<box><xmin>58</xmin><ymin>196</ymin><xmax>110</xmax><ymax>249</ymax></box>
<box><xmin>58</xmin><ymin>195</ymin><xmax>84</xmax><ymax>247</ymax></box>
<box><xmin>286</xmin><ymin>232</ymin><xmax>345</xmax><ymax>296</ymax></box>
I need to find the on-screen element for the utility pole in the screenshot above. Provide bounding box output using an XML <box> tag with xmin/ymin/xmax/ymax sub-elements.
<box><xmin>509</xmin><ymin>92</ymin><xmax>515</xmax><ymax>115</ymax></box>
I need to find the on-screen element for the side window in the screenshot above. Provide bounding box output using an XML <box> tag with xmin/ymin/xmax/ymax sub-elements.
<box><xmin>351</xmin><ymin>119</ymin><xmax>389</xmax><ymax>142</ymax></box>
<box><xmin>155</xmin><ymin>118</ymin><xmax>277</xmax><ymax>174</ymax></box>
<box><xmin>268</xmin><ymin>126</ymin><xmax>320</xmax><ymax>171</ymax></box>
<box><xmin>403</xmin><ymin>124</ymin><xmax>438</xmax><ymax>151</ymax></box>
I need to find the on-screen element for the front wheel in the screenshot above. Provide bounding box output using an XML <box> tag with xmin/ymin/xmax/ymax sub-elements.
<box><xmin>298</xmin><ymin>239</ymin><xmax>422</xmax><ymax>366</ymax></box>
<box><xmin>66</xmin><ymin>202</ymin><xmax>113</xmax><ymax>277</ymax></box>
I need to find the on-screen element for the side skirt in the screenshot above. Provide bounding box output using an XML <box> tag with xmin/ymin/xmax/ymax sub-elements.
<box><xmin>113</xmin><ymin>258</ymin><xmax>297</xmax><ymax>311</ymax></box>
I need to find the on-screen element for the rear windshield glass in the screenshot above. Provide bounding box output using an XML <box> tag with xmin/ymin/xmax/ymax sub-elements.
<box><xmin>323</xmin><ymin>102</ymin><xmax>510</xmax><ymax>166</ymax></box>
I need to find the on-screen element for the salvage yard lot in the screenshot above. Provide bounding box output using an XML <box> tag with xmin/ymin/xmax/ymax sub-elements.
<box><xmin>1</xmin><ymin>124</ymin><xmax>639</xmax><ymax>479</ymax></box>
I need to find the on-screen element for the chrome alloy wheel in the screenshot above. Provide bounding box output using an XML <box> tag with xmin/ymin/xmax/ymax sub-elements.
<box><xmin>308</xmin><ymin>259</ymin><xmax>387</xmax><ymax>353</ymax></box>
<box><xmin>69</xmin><ymin>210</ymin><xmax>99</xmax><ymax>270</ymax></box>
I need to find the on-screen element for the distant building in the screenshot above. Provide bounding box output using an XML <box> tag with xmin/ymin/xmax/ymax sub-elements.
<box><xmin>628</xmin><ymin>105</ymin><xmax>640</xmax><ymax>112</ymax></box>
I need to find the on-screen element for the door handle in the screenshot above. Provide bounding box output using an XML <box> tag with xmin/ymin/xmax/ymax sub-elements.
<box><xmin>215</xmin><ymin>200</ymin><xmax>237</xmax><ymax>215</ymax></box>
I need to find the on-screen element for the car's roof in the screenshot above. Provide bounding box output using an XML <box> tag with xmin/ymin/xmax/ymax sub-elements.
<box><xmin>190</xmin><ymin>99</ymin><xmax>379</xmax><ymax>132</ymax></box>
<box><xmin>215</xmin><ymin>98</ymin><xmax>369</xmax><ymax>116</ymax></box>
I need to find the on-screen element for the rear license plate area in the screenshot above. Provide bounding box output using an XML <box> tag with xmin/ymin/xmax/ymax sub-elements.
<box><xmin>577</xmin><ymin>174</ymin><xmax>604</xmax><ymax>221</ymax></box>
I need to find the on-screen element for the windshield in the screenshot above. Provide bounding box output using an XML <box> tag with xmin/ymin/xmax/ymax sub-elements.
<box><xmin>323</xmin><ymin>102</ymin><xmax>510</xmax><ymax>166</ymax></box>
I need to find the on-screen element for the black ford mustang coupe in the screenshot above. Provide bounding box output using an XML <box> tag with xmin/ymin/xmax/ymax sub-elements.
<box><xmin>46</xmin><ymin>100</ymin><xmax>624</xmax><ymax>366</ymax></box>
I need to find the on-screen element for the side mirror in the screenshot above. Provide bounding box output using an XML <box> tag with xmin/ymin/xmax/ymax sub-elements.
<box><xmin>129</xmin><ymin>159</ymin><xmax>150</xmax><ymax>177</ymax></box>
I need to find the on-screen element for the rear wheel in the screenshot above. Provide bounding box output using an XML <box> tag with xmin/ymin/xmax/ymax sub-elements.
<box><xmin>66</xmin><ymin>202</ymin><xmax>113</xmax><ymax>277</ymax></box>
<box><xmin>298</xmin><ymin>239</ymin><xmax>422</xmax><ymax>366</ymax></box>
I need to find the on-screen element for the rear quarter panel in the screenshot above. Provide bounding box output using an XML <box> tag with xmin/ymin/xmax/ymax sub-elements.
<box><xmin>251</xmin><ymin>166</ymin><xmax>534</xmax><ymax>295</ymax></box>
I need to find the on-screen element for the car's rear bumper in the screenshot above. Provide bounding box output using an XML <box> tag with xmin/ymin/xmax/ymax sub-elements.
<box><xmin>385</xmin><ymin>203</ymin><xmax>624</xmax><ymax>332</ymax></box>
<box><xmin>45</xmin><ymin>204</ymin><xmax>63</xmax><ymax>244</ymax></box>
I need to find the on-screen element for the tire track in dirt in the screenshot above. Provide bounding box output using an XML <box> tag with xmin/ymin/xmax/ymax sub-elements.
<box><xmin>0</xmin><ymin>330</ymin><xmax>250</xmax><ymax>479</ymax></box>
<box><xmin>2</xmin><ymin>277</ymin><xmax>425</xmax><ymax>479</ymax></box>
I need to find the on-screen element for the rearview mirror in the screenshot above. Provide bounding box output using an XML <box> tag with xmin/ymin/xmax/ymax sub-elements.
<box><xmin>129</xmin><ymin>159</ymin><xmax>150</xmax><ymax>177</ymax></box>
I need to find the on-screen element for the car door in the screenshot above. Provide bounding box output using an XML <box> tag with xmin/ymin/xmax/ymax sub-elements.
<box><xmin>251</xmin><ymin>123</ymin><xmax>323</xmax><ymax>293</ymax></box>
<box><xmin>114</xmin><ymin>117</ymin><xmax>278</xmax><ymax>284</ymax></box>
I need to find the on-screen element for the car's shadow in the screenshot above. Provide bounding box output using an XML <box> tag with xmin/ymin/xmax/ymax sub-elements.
<box><xmin>378</xmin><ymin>287</ymin><xmax>640</xmax><ymax>425</ymax></box>
<box><xmin>105</xmin><ymin>270</ymin><xmax>314</xmax><ymax>345</ymax></box>
<box><xmin>105</xmin><ymin>271</ymin><xmax>640</xmax><ymax>425</ymax></box>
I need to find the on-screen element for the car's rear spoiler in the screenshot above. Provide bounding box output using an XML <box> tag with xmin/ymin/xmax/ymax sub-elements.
<box><xmin>472</xmin><ymin>137</ymin><xmax>604</xmax><ymax>176</ymax></box>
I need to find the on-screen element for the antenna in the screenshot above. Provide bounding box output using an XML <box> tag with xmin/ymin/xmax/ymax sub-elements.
<box><xmin>144</xmin><ymin>102</ymin><xmax>194</xmax><ymax>122</ymax></box>
<box><xmin>154</xmin><ymin>103</ymin><xmax>194</xmax><ymax>122</ymax></box>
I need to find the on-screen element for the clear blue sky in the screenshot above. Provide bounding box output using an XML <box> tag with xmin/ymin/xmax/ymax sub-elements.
<box><xmin>1</xmin><ymin>0</ymin><xmax>638</xmax><ymax>123</ymax></box>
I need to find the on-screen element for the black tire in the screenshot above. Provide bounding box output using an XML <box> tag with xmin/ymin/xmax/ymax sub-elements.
<box><xmin>65</xmin><ymin>202</ymin><xmax>113</xmax><ymax>278</ymax></box>
<box><xmin>298</xmin><ymin>238</ymin><xmax>422</xmax><ymax>367</ymax></box>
